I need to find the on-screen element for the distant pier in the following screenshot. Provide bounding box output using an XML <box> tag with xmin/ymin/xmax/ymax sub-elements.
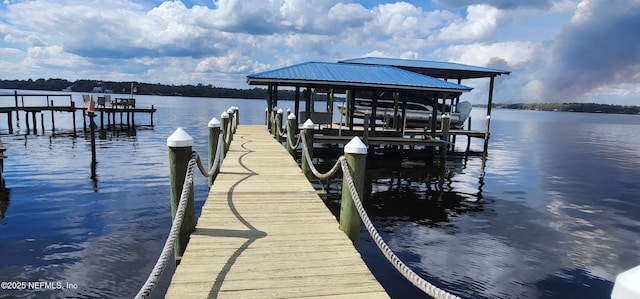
<box><xmin>0</xmin><ymin>91</ymin><xmax>156</xmax><ymax>136</ymax></box>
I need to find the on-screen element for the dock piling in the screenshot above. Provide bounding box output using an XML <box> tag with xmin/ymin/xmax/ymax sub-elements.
<box><xmin>441</xmin><ymin>113</ymin><xmax>451</xmax><ymax>156</ymax></box>
<box><xmin>208</xmin><ymin>117</ymin><xmax>221</xmax><ymax>187</ymax></box>
<box><xmin>286</xmin><ymin>113</ymin><xmax>297</xmax><ymax>156</ymax></box>
<box><xmin>276</xmin><ymin>108</ymin><xmax>284</xmax><ymax>143</ymax></box>
<box><xmin>167</xmin><ymin>128</ymin><xmax>196</xmax><ymax>264</ymax></box>
<box><xmin>340</xmin><ymin>136</ymin><xmax>367</xmax><ymax>247</ymax></box>
<box><xmin>221</xmin><ymin>111</ymin><xmax>230</xmax><ymax>157</ymax></box>
<box><xmin>301</xmin><ymin>119</ymin><xmax>315</xmax><ymax>179</ymax></box>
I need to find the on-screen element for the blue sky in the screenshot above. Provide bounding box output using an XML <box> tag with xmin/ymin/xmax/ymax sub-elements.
<box><xmin>0</xmin><ymin>0</ymin><xmax>638</xmax><ymax>104</ymax></box>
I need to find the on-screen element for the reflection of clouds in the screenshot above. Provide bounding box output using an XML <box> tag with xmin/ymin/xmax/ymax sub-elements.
<box><xmin>385</xmin><ymin>222</ymin><xmax>548</xmax><ymax>298</ymax></box>
<box><xmin>546</xmin><ymin>190</ymin><xmax>635</xmax><ymax>281</ymax></box>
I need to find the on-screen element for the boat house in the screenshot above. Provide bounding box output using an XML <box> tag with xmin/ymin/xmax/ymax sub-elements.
<box><xmin>246</xmin><ymin>57</ymin><xmax>509</xmax><ymax>153</ymax></box>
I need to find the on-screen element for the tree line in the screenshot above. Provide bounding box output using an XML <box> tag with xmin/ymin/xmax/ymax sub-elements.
<box><xmin>0</xmin><ymin>78</ymin><xmax>298</xmax><ymax>100</ymax></box>
<box><xmin>485</xmin><ymin>102</ymin><xmax>640</xmax><ymax>115</ymax></box>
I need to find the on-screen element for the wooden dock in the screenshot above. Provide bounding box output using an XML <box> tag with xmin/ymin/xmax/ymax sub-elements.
<box><xmin>165</xmin><ymin>125</ymin><xmax>388</xmax><ymax>298</ymax></box>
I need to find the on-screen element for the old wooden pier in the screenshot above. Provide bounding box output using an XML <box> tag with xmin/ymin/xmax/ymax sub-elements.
<box><xmin>0</xmin><ymin>92</ymin><xmax>156</xmax><ymax>135</ymax></box>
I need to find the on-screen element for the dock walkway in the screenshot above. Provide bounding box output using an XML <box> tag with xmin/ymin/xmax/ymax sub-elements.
<box><xmin>165</xmin><ymin>125</ymin><xmax>388</xmax><ymax>298</ymax></box>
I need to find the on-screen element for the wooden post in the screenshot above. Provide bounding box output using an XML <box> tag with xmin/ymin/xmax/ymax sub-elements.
<box><xmin>301</xmin><ymin>119</ymin><xmax>314</xmax><ymax>179</ymax></box>
<box><xmin>483</xmin><ymin>115</ymin><xmax>491</xmax><ymax>153</ymax></box>
<box><xmin>50</xmin><ymin>100</ymin><xmax>55</xmax><ymax>134</ymax></box>
<box><xmin>340</xmin><ymin>137</ymin><xmax>367</xmax><ymax>247</ymax></box>
<box><xmin>25</xmin><ymin>111</ymin><xmax>30</xmax><ymax>134</ymax></box>
<box><xmin>71</xmin><ymin>101</ymin><xmax>77</xmax><ymax>137</ymax></box>
<box><xmin>227</xmin><ymin>108</ymin><xmax>235</xmax><ymax>142</ymax></box>
<box><xmin>40</xmin><ymin>113</ymin><xmax>44</xmax><ymax>134</ymax></box>
<box><xmin>276</xmin><ymin>108</ymin><xmax>284</xmax><ymax>143</ymax></box>
<box><xmin>271</xmin><ymin>108</ymin><xmax>278</xmax><ymax>139</ymax></box>
<box><xmin>286</xmin><ymin>113</ymin><xmax>297</xmax><ymax>156</ymax></box>
<box><xmin>221</xmin><ymin>111</ymin><xmax>230</xmax><ymax>157</ymax></box>
<box><xmin>363</xmin><ymin>113</ymin><xmax>370</xmax><ymax>146</ymax></box>
<box><xmin>440</xmin><ymin>113</ymin><xmax>451</xmax><ymax>157</ymax></box>
<box><xmin>32</xmin><ymin>112</ymin><xmax>37</xmax><ymax>134</ymax></box>
<box><xmin>151</xmin><ymin>105</ymin><xmax>155</xmax><ymax>126</ymax></box>
<box><xmin>83</xmin><ymin>110</ymin><xmax>87</xmax><ymax>132</ymax></box>
<box><xmin>264</xmin><ymin>108</ymin><xmax>269</xmax><ymax>127</ymax></box>
<box><xmin>208</xmin><ymin>117</ymin><xmax>221</xmax><ymax>188</ymax></box>
<box><xmin>167</xmin><ymin>128</ymin><xmax>196</xmax><ymax>264</ymax></box>
<box><xmin>233</xmin><ymin>106</ymin><xmax>239</xmax><ymax>129</ymax></box>
<box><xmin>8</xmin><ymin>112</ymin><xmax>13</xmax><ymax>134</ymax></box>
<box><xmin>13</xmin><ymin>90</ymin><xmax>19</xmax><ymax>126</ymax></box>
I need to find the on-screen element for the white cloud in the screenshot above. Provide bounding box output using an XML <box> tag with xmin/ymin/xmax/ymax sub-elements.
<box><xmin>23</xmin><ymin>45</ymin><xmax>91</xmax><ymax>68</ymax></box>
<box><xmin>437</xmin><ymin>4</ymin><xmax>502</xmax><ymax>41</ymax></box>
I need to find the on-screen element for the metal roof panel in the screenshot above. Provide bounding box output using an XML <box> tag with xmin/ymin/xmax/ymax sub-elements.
<box><xmin>340</xmin><ymin>57</ymin><xmax>510</xmax><ymax>79</ymax></box>
<box><xmin>247</xmin><ymin>61</ymin><xmax>472</xmax><ymax>92</ymax></box>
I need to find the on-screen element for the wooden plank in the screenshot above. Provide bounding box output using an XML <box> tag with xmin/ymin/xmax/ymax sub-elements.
<box><xmin>166</xmin><ymin>125</ymin><xmax>388</xmax><ymax>298</ymax></box>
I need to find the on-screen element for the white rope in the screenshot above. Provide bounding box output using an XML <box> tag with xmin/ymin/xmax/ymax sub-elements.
<box><xmin>135</xmin><ymin>154</ymin><xmax>197</xmax><ymax>299</ymax></box>
<box><xmin>339</xmin><ymin>157</ymin><xmax>461</xmax><ymax>299</ymax></box>
<box><xmin>300</xmin><ymin>133</ymin><xmax>342</xmax><ymax>180</ymax></box>
<box><xmin>284</xmin><ymin>123</ymin><xmax>302</xmax><ymax>149</ymax></box>
<box><xmin>195</xmin><ymin>133</ymin><xmax>225</xmax><ymax>177</ymax></box>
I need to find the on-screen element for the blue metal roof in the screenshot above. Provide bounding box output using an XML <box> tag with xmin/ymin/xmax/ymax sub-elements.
<box><xmin>340</xmin><ymin>57</ymin><xmax>510</xmax><ymax>79</ymax></box>
<box><xmin>247</xmin><ymin>61</ymin><xmax>472</xmax><ymax>93</ymax></box>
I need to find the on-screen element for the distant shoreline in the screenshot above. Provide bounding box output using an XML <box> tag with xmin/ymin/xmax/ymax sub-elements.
<box><xmin>477</xmin><ymin>103</ymin><xmax>640</xmax><ymax>115</ymax></box>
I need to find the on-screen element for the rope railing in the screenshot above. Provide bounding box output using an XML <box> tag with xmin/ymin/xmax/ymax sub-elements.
<box><xmin>296</xmin><ymin>133</ymin><xmax>461</xmax><ymax>299</ymax></box>
<box><xmin>135</xmin><ymin>153</ymin><xmax>198</xmax><ymax>299</ymax></box>
<box><xmin>135</xmin><ymin>108</ymin><xmax>238</xmax><ymax>299</ymax></box>
<box><xmin>338</xmin><ymin>157</ymin><xmax>461</xmax><ymax>299</ymax></box>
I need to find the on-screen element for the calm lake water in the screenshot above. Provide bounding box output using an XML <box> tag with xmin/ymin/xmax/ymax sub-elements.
<box><xmin>0</xmin><ymin>90</ymin><xmax>638</xmax><ymax>298</ymax></box>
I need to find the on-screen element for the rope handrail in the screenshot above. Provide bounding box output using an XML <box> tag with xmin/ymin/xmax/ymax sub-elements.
<box><xmin>137</xmin><ymin>111</ymin><xmax>235</xmax><ymax>298</ymax></box>
<box><xmin>295</xmin><ymin>134</ymin><xmax>460</xmax><ymax>299</ymax></box>
<box><xmin>300</xmin><ymin>133</ymin><xmax>342</xmax><ymax>180</ymax></box>
<box><xmin>135</xmin><ymin>153</ymin><xmax>198</xmax><ymax>299</ymax></box>
<box><xmin>195</xmin><ymin>134</ymin><xmax>225</xmax><ymax>177</ymax></box>
<box><xmin>338</xmin><ymin>157</ymin><xmax>461</xmax><ymax>299</ymax></box>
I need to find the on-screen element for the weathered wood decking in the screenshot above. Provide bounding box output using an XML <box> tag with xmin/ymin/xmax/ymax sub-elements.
<box><xmin>165</xmin><ymin>125</ymin><xmax>388</xmax><ymax>298</ymax></box>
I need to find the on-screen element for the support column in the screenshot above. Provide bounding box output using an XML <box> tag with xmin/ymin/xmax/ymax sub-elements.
<box><xmin>340</xmin><ymin>137</ymin><xmax>367</xmax><ymax>248</ymax></box>
<box><xmin>208</xmin><ymin>117</ymin><xmax>221</xmax><ymax>187</ymax></box>
<box><xmin>167</xmin><ymin>128</ymin><xmax>196</xmax><ymax>264</ymax></box>
<box><xmin>301</xmin><ymin>119</ymin><xmax>314</xmax><ymax>179</ymax></box>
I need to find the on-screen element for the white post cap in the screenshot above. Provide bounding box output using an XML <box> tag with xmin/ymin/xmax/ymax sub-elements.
<box><xmin>208</xmin><ymin>117</ymin><xmax>221</xmax><ymax>128</ymax></box>
<box><xmin>221</xmin><ymin>111</ymin><xmax>229</xmax><ymax>119</ymax></box>
<box><xmin>287</xmin><ymin>113</ymin><xmax>297</xmax><ymax>120</ymax></box>
<box><xmin>167</xmin><ymin>127</ymin><xmax>193</xmax><ymax>147</ymax></box>
<box><xmin>227</xmin><ymin>108</ymin><xmax>234</xmax><ymax>114</ymax></box>
<box><xmin>486</xmin><ymin>115</ymin><xmax>491</xmax><ymax>120</ymax></box>
<box><xmin>277</xmin><ymin>108</ymin><xmax>283</xmax><ymax>114</ymax></box>
<box><xmin>344</xmin><ymin>136</ymin><xmax>367</xmax><ymax>155</ymax></box>
<box><xmin>302</xmin><ymin>119</ymin><xmax>315</xmax><ymax>129</ymax></box>
<box><xmin>286</xmin><ymin>108</ymin><xmax>291</xmax><ymax>113</ymax></box>
<box><xmin>233</xmin><ymin>106</ymin><xmax>239</xmax><ymax>111</ymax></box>
<box><xmin>612</xmin><ymin>265</ymin><xmax>640</xmax><ymax>299</ymax></box>
<box><xmin>442</xmin><ymin>113</ymin><xmax>451</xmax><ymax>119</ymax></box>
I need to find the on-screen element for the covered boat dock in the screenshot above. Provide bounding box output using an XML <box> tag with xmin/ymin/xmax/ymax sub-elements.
<box><xmin>246</xmin><ymin>57</ymin><xmax>509</xmax><ymax>153</ymax></box>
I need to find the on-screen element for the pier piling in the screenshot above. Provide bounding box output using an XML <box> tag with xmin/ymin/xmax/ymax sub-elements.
<box><xmin>167</xmin><ymin>128</ymin><xmax>196</xmax><ymax>264</ymax></box>
<box><xmin>286</xmin><ymin>113</ymin><xmax>297</xmax><ymax>156</ymax></box>
<box><xmin>301</xmin><ymin>119</ymin><xmax>314</xmax><ymax>179</ymax></box>
<box><xmin>208</xmin><ymin>117</ymin><xmax>221</xmax><ymax>187</ymax></box>
<box><xmin>340</xmin><ymin>136</ymin><xmax>367</xmax><ymax>247</ymax></box>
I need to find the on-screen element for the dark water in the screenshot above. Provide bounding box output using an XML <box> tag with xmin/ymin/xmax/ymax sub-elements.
<box><xmin>0</xmin><ymin>91</ymin><xmax>638</xmax><ymax>298</ymax></box>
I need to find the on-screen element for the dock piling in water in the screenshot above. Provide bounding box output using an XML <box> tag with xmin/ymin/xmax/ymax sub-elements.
<box><xmin>208</xmin><ymin>118</ymin><xmax>221</xmax><ymax>188</ymax></box>
<box><xmin>167</xmin><ymin>128</ymin><xmax>196</xmax><ymax>264</ymax></box>
<box><xmin>340</xmin><ymin>136</ymin><xmax>367</xmax><ymax>247</ymax></box>
<box><xmin>286</xmin><ymin>113</ymin><xmax>297</xmax><ymax>156</ymax></box>
<box><xmin>301</xmin><ymin>119</ymin><xmax>315</xmax><ymax>179</ymax></box>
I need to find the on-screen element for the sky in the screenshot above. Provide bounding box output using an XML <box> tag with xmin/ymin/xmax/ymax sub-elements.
<box><xmin>0</xmin><ymin>0</ymin><xmax>639</xmax><ymax>104</ymax></box>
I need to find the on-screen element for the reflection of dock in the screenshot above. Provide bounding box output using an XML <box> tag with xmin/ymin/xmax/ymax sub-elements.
<box><xmin>0</xmin><ymin>92</ymin><xmax>156</xmax><ymax>136</ymax></box>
